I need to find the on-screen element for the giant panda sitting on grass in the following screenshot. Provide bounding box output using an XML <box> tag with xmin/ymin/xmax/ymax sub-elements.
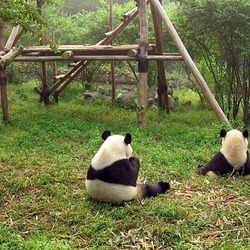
<box><xmin>197</xmin><ymin>129</ymin><xmax>250</xmax><ymax>178</ymax></box>
<box><xmin>86</xmin><ymin>130</ymin><xmax>170</xmax><ymax>203</ymax></box>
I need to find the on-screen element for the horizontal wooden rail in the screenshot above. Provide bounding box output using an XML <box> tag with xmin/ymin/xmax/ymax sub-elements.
<box><xmin>14</xmin><ymin>54</ymin><xmax>182</xmax><ymax>62</ymax></box>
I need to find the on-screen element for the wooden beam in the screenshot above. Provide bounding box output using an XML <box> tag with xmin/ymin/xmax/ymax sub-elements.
<box><xmin>17</xmin><ymin>44</ymin><xmax>149</xmax><ymax>53</ymax></box>
<box><xmin>150</xmin><ymin>0</ymin><xmax>170</xmax><ymax>112</ymax></box>
<box><xmin>149</xmin><ymin>0</ymin><xmax>231</xmax><ymax>127</ymax></box>
<box><xmin>110</xmin><ymin>0</ymin><xmax>116</xmax><ymax>106</ymax></box>
<box><xmin>5</xmin><ymin>25</ymin><xmax>20</xmax><ymax>50</ymax></box>
<box><xmin>0</xmin><ymin>26</ymin><xmax>8</xmax><ymax>120</ymax></box>
<box><xmin>14</xmin><ymin>54</ymin><xmax>183</xmax><ymax>62</ymax></box>
<box><xmin>0</xmin><ymin>46</ymin><xmax>24</xmax><ymax>68</ymax></box>
<box><xmin>52</xmin><ymin>6</ymin><xmax>140</xmax><ymax>98</ymax></box>
<box><xmin>137</xmin><ymin>0</ymin><xmax>148</xmax><ymax>126</ymax></box>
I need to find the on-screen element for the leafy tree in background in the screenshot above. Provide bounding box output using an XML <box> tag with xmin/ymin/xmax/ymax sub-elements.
<box><xmin>172</xmin><ymin>0</ymin><xmax>250</xmax><ymax>125</ymax></box>
<box><xmin>0</xmin><ymin>0</ymin><xmax>56</xmax><ymax>32</ymax></box>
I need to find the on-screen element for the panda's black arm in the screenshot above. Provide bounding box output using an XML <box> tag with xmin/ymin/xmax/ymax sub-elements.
<box><xmin>198</xmin><ymin>152</ymin><xmax>234</xmax><ymax>176</ymax></box>
<box><xmin>88</xmin><ymin>159</ymin><xmax>140</xmax><ymax>186</ymax></box>
<box><xmin>129</xmin><ymin>157</ymin><xmax>140</xmax><ymax>171</ymax></box>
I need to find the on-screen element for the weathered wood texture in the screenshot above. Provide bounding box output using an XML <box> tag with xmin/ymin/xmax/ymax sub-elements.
<box><xmin>5</xmin><ymin>25</ymin><xmax>21</xmax><ymax>50</ymax></box>
<box><xmin>51</xmin><ymin>7</ymin><xmax>140</xmax><ymax>99</ymax></box>
<box><xmin>14</xmin><ymin>54</ymin><xmax>182</xmax><ymax>62</ymax></box>
<box><xmin>137</xmin><ymin>0</ymin><xmax>148</xmax><ymax>126</ymax></box>
<box><xmin>0</xmin><ymin>26</ymin><xmax>8</xmax><ymax>120</ymax></box>
<box><xmin>149</xmin><ymin>0</ymin><xmax>231</xmax><ymax>127</ymax></box>
<box><xmin>150</xmin><ymin>0</ymin><xmax>170</xmax><ymax>112</ymax></box>
<box><xmin>0</xmin><ymin>46</ymin><xmax>23</xmax><ymax>68</ymax></box>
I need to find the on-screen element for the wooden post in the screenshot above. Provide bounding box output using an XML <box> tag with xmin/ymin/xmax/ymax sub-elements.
<box><xmin>37</xmin><ymin>0</ymin><xmax>49</xmax><ymax>104</ymax></box>
<box><xmin>51</xmin><ymin>31</ymin><xmax>57</xmax><ymax>83</ymax></box>
<box><xmin>0</xmin><ymin>26</ymin><xmax>8</xmax><ymax>120</ymax></box>
<box><xmin>110</xmin><ymin>0</ymin><xmax>116</xmax><ymax>106</ymax></box>
<box><xmin>149</xmin><ymin>0</ymin><xmax>231</xmax><ymax>127</ymax></box>
<box><xmin>137</xmin><ymin>0</ymin><xmax>148</xmax><ymax>126</ymax></box>
<box><xmin>150</xmin><ymin>0</ymin><xmax>170</xmax><ymax>112</ymax></box>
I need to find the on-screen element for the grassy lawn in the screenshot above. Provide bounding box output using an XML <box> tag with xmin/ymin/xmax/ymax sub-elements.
<box><xmin>0</xmin><ymin>82</ymin><xmax>250</xmax><ymax>249</ymax></box>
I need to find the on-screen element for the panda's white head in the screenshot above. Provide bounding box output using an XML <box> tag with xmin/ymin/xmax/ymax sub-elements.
<box><xmin>220</xmin><ymin>129</ymin><xmax>249</xmax><ymax>168</ymax></box>
<box><xmin>91</xmin><ymin>130</ymin><xmax>133</xmax><ymax>170</ymax></box>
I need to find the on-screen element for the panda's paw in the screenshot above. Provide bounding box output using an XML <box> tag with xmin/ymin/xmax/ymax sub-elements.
<box><xmin>197</xmin><ymin>165</ymin><xmax>205</xmax><ymax>175</ymax></box>
<box><xmin>158</xmin><ymin>181</ymin><xmax>170</xmax><ymax>193</ymax></box>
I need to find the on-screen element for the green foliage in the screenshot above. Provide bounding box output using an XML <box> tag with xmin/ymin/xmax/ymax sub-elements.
<box><xmin>0</xmin><ymin>0</ymin><xmax>56</xmax><ymax>32</ymax></box>
<box><xmin>172</xmin><ymin>0</ymin><xmax>250</xmax><ymax>124</ymax></box>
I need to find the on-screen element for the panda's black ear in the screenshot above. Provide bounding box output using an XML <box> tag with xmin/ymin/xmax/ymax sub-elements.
<box><xmin>220</xmin><ymin>129</ymin><xmax>227</xmax><ymax>137</ymax></box>
<box><xmin>242</xmin><ymin>130</ymin><xmax>249</xmax><ymax>138</ymax></box>
<box><xmin>124</xmin><ymin>133</ymin><xmax>132</xmax><ymax>144</ymax></box>
<box><xmin>102</xmin><ymin>130</ymin><xmax>111</xmax><ymax>140</ymax></box>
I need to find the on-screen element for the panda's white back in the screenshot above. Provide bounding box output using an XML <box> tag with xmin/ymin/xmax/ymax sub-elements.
<box><xmin>220</xmin><ymin>129</ymin><xmax>248</xmax><ymax>169</ymax></box>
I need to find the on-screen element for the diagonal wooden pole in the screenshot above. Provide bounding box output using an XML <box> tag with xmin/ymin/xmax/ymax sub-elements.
<box><xmin>149</xmin><ymin>0</ymin><xmax>231</xmax><ymax>127</ymax></box>
<box><xmin>51</xmin><ymin>7</ymin><xmax>139</xmax><ymax>100</ymax></box>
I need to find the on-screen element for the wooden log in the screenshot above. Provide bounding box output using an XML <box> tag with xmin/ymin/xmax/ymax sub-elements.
<box><xmin>50</xmin><ymin>7</ymin><xmax>140</xmax><ymax>97</ymax></box>
<box><xmin>150</xmin><ymin>0</ymin><xmax>170</xmax><ymax>112</ymax></box>
<box><xmin>98</xmin><ymin>7</ymin><xmax>138</xmax><ymax>45</ymax></box>
<box><xmin>137</xmin><ymin>0</ymin><xmax>148</xmax><ymax>126</ymax></box>
<box><xmin>123</xmin><ymin>7</ymin><xmax>137</xmax><ymax>19</ymax></box>
<box><xmin>0</xmin><ymin>26</ymin><xmax>8</xmax><ymax>120</ymax></box>
<box><xmin>20</xmin><ymin>44</ymin><xmax>141</xmax><ymax>53</ymax></box>
<box><xmin>128</xmin><ymin>49</ymin><xmax>138</xmax><ymax>57</ymax></box>
<box><xmin>110</xmin><ymin>0</ymin><xmax>116</xmax><ymax>106</ymax></box>
<box><xmin>54</xmin><ymin>74</ymin><xmax>65</xmax><ymax>79</ymax></box>
<box><xmin>62</xmin><ymin>50</ymin><xmax>74</xmax><ymax>59</ymax></box>
<box><xmin>14</xmin><ymin>54</ymin><xmax>183</xmax><ymax>62</ymax></box>
<box><xmin>149</xmin><ymin>0</ymin><xmax>231</xmax><ymax>127</ymax></box>
<box><xmin>0</xmin><ymin>46</ymin><xmax>24</xmax><ymax>68</ymax></box>
<box><xmin>5</xmin><ymin>25</ymin><xmax>20</xmax><ymax>50</ymax></box>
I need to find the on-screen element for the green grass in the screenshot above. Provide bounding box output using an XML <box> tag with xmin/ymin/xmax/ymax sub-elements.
<box><xmin>0</xmin><ymin>82</ymin><xmax>250</xmax><ymax>249</ymax></box>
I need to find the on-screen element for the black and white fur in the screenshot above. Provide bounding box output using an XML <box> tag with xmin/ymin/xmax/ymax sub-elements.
<box><xmin>197</xmin><ymin>129</ymin><xmax>250</xmax><ymax>178</ymax></box>
<box><xmin>86</xmin><ymin>130</ymin><xmax>170</xmax><ymax>203</ymax></box>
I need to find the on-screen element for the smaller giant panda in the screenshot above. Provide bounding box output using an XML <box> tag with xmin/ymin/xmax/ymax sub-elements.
<box><xmin>86</xmin><ymin>130</ymin><xmax>170</xmax><ymax>203</ymax></box>
<box><xmin>197</xmin><ymin>129</ymin><xmax>250</xmax><ymax>178</ymax></box>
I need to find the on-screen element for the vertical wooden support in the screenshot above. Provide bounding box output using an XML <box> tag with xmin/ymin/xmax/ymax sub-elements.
<box><xmin>0</xmin><ymin>26</ymin><xmax>8</xmax><ymax>120</ymax></box>
<box><xmin>110</xmin><ymin>0</ymin><xmax>116</xmax><ymax>106</ymax></box>
<box><xmin>51</xmin><ymin>31</ymin><xmax>57</xmax><ymax>83</ymax></box>
<box><xmin>37</xmin><ymin>0</ymin><xmax>49</xmax><ymax>104</ymax></box>
<box><xmin>137</xmin><ymin>0</ymin><xmax>148</xmax><ymax>126</ymax></box>
<box><xmin>150</xmin><ymin>0</ymin><xmax>170</xmax><ymax>112</ymax></box>
<box><xmin>149</xmin><ymin>0</ymin><xmax>231</xmax><ymax>127</ymax></box>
